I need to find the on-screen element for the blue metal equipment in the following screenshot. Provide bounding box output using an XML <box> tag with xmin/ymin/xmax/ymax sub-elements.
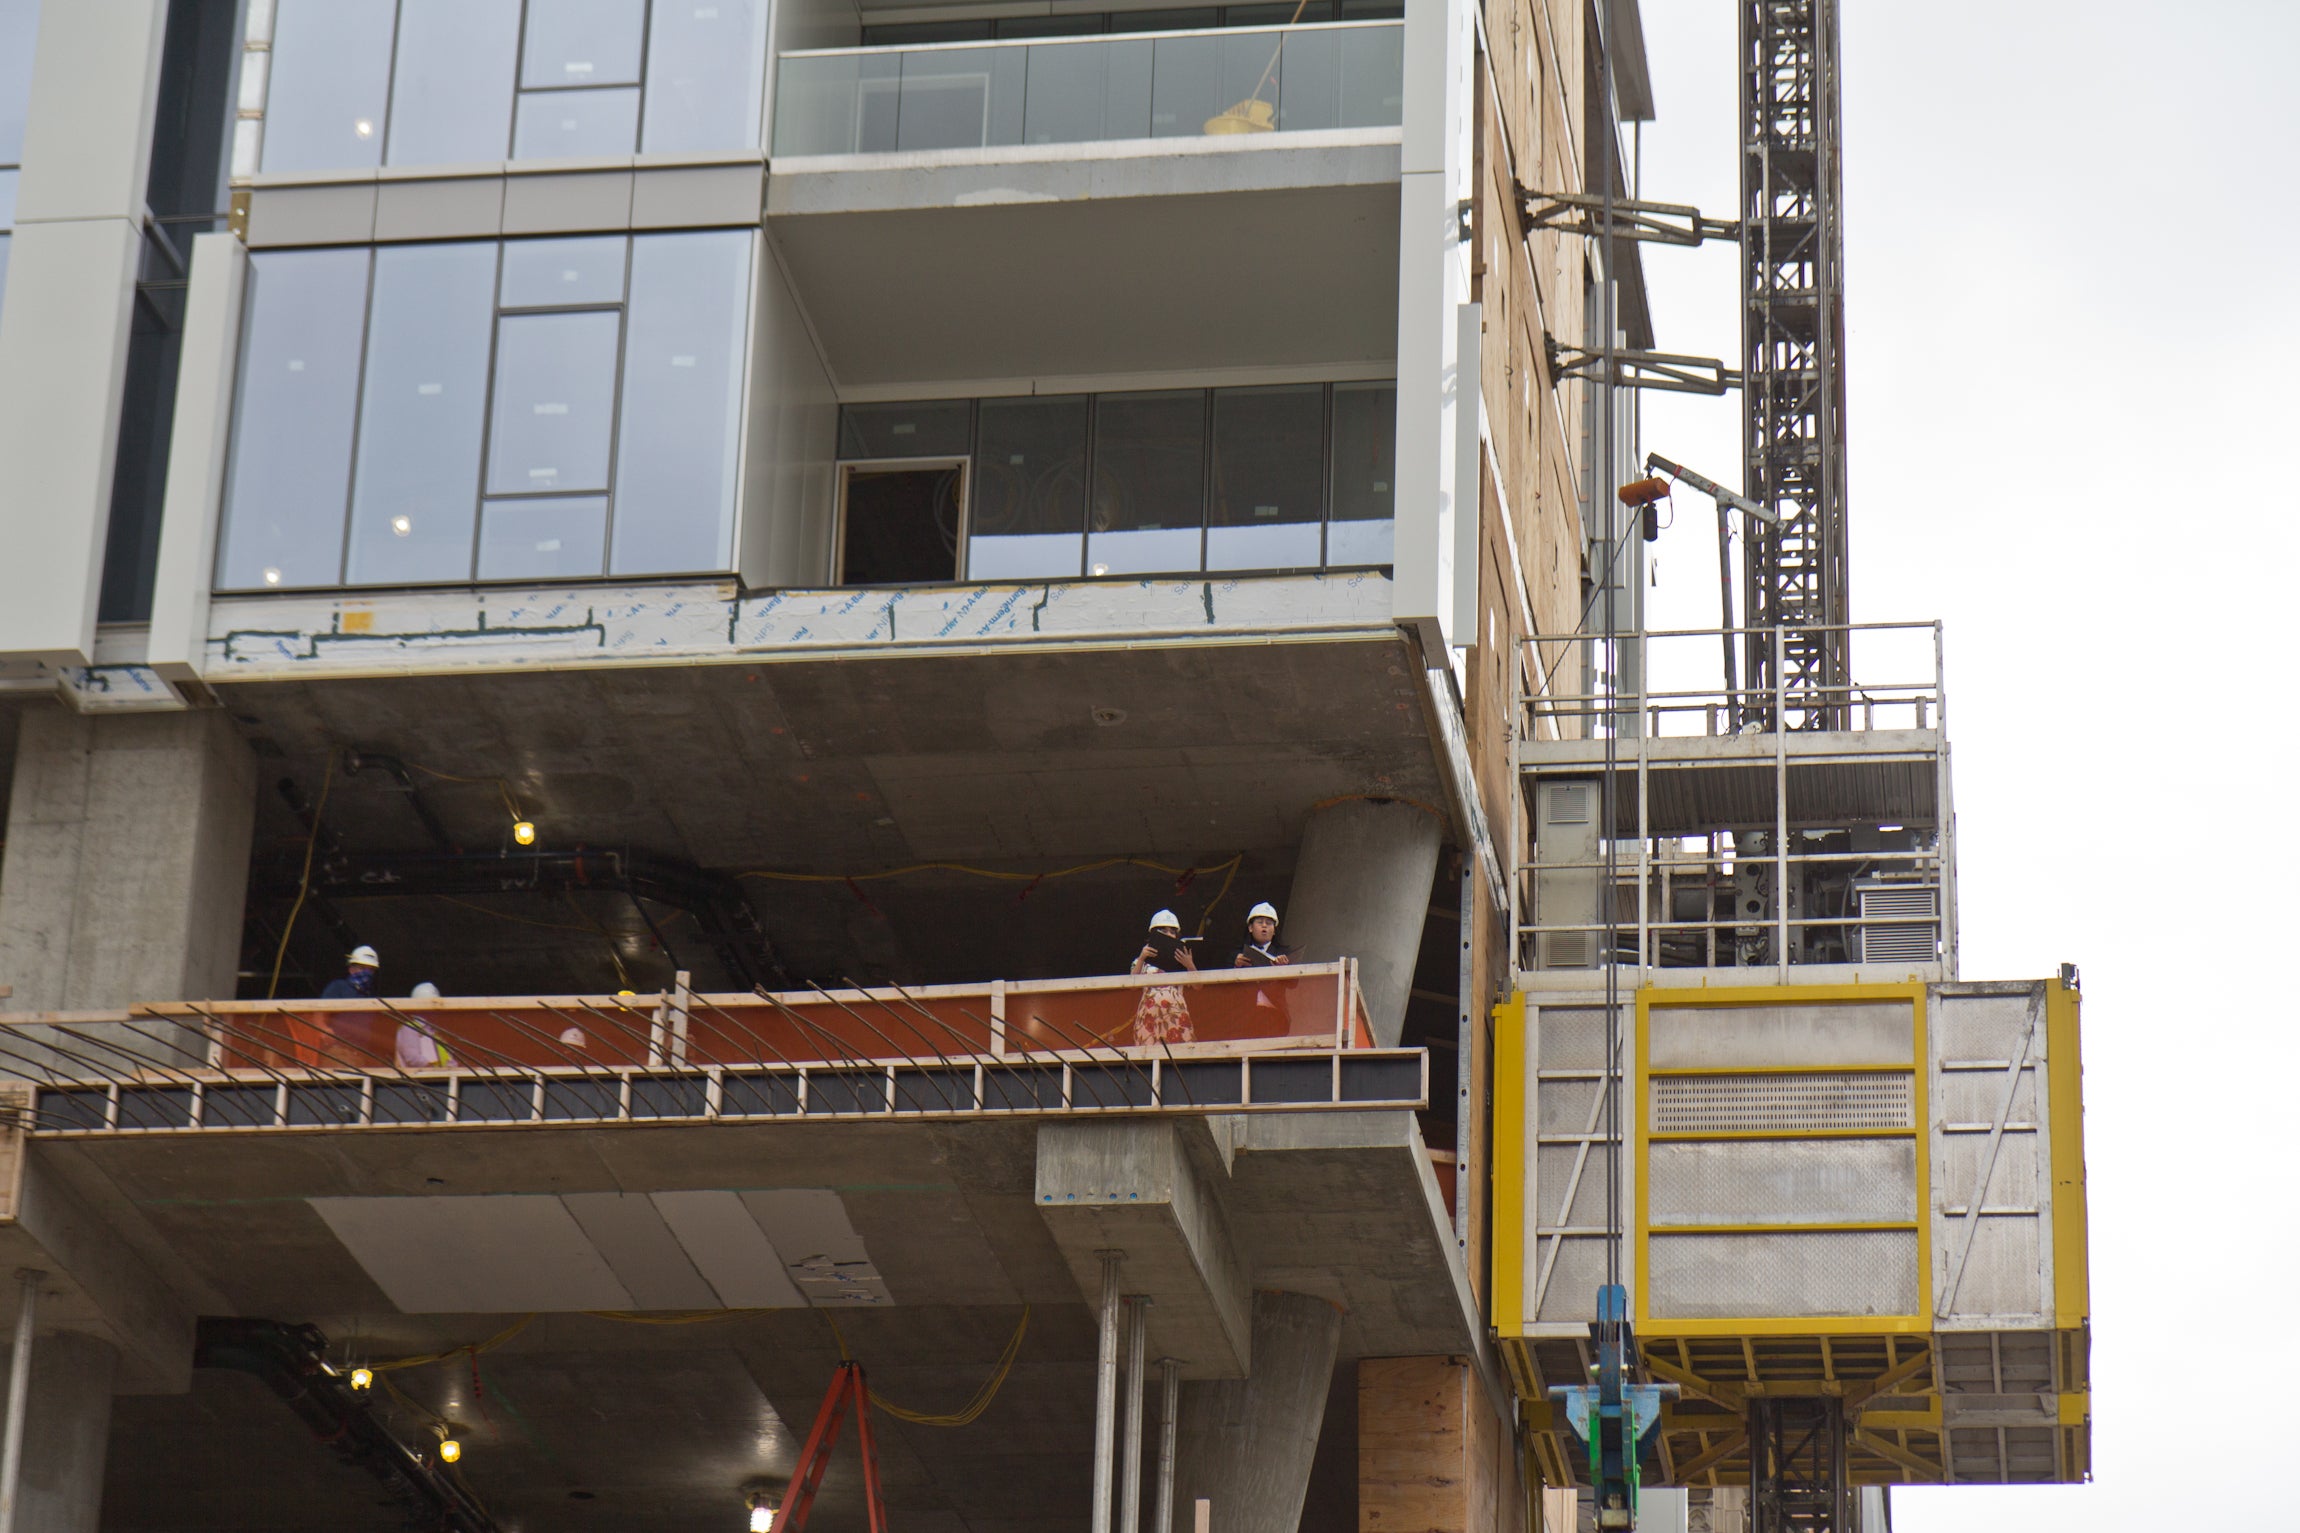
<box><xmin>1548</xmin><ymin>1284</ymin><xmax>1677</xmax><ymax>1530</ymax></box>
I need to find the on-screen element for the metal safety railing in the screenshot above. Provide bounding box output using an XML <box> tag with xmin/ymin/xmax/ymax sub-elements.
<box><xmin>0</xmin><ymin>964</ymin><xmax>1387</xmax><ymax>1135</ymax></box>
<box><xmin>773</xmin><ymin>20</ymin><xmax>1403</xmax><ymax>157</ymax></box>
<box><xmin>1520</xmin><ymin>621</ymin><xmax>1945</xmax><ymax>741</ymax></box>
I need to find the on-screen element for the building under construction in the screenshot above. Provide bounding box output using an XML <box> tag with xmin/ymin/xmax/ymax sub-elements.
<box><xmin>0</xmin><ymin>1</ymin><xmax>2086</xmax><ymax>1530</ymax></box>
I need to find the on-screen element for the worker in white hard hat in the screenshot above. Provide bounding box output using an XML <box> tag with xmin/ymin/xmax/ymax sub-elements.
<box><xmin>394</xmin><ymin>981</ymin><xmax>452</xmax><ymax>1068</ymax></box>
<box><xmin>321</xmin><ymin>944</ymin><xmax>382</xmax><ymax>999</ymax></box>
<box><xmin>1232</xmin><ymin>902</ymin><xmax>1293</xmax><ymax>969</ymax></box>
<box><xmin>1128</xmin><ymin>908</ymin><xmax>1197</xmax><ymax>1045</ymax></box>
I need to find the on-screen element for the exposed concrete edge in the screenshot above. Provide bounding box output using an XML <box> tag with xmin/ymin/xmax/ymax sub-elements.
<box><xmin>0</xmin><ymin>1125</ymin><xmax>194</xmax><ymax>1393</ymax></box>
<box><xmin>198</xmin><ymin>573</ymin><xmax>1400</xmax><ymax>683</ymax></box>
<box><xmin>1226</xmin><ymin>1108</ymin><xmax>1512</xmax><ymax>1421</ymax></box>
<box><xmin>768</xmin><ymin>129</ymin><xmax>1402</xmax><ymax>216</ymax></box>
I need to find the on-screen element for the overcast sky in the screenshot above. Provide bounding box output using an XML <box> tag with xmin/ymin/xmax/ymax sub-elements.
<box><xmin>1629</xmin><ymin>3</ymin><xmax>2300</xmax><ymax>1527</ymax></box>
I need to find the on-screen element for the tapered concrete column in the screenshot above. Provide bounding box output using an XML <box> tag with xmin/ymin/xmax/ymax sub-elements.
<box><xmin>0</xmin><ymin>1330</ymin><xmax>117</xmax><ymax>1533</ymax></box>
<box><xmin>1283</xmin><ymin>799</ymin><xmax>1442</xmax><ymax>1046</ymax></box>
<box><xmin>0</xmin><ymin>706</ymin><xmax>256</xmax><ymax>1013</ymax></box>
<box><xmin>1166</xmin><ymin>1291</ymin><xmax>1341</xmax><ymax>1533</ymax></box>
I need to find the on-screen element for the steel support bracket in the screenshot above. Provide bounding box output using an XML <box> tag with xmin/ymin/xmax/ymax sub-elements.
<box><xmin>1517</xmin><ymin>189</ymin><xmax>1739</xmax><ymax>247</ymax></box>
<box><xmin>1543</xmin><ymin>334</ymin><xmax>1740</xmax><ymax>396</ymax></box>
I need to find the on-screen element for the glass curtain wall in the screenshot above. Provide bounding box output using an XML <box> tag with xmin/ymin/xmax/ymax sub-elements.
<box><xmin>0</xmin><ymin>0</ymin><xmax>37</xmax><ymax>314</ymax></box>
<box><xmin>216</xmin><ymin>231</ymin><xmax>753</xmax><ymax>590</ymax></box>
<box><xmin>839</xmin><ymin>383</ymin><xmax>1395</xmax><ymax>582</ymax></box>
<box><xmin>259</xmin><ymin>0</ymin><xmax>769</xmax><ymax>174</ymax></box>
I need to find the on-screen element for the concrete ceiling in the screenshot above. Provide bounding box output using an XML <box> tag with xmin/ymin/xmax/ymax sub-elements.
<box><xmin>768</xmin><ymin>161</ymin><xmax>1400</xmax><ymax>385</ymax></box>
<box><xmin>219</xmin><ymin>638</ymin><xmax>1449</xmax><ymax>997</ymax></box>
<box><xmin>50</xmin><ymin>1108</ymin><xmax>1462</xmax><ymax>1532</ymax></box>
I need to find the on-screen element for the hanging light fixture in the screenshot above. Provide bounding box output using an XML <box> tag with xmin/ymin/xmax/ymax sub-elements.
<box><xmin>349</xmin><ymin>1366</ymin><xmax>373</xmax><ymax>1391</ymax></box>
<box><xmin>436</xmin><ymin>1423</ymin><xmax>466</xmax><ymax>1464</ymax></box>
<box><xmin>512</xmin><ymin>819</ymin><xmax>537</xmax><ymax>846</ymax></box>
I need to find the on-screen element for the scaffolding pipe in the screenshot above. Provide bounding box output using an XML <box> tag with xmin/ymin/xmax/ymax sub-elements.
<box><xmin>1091</xmin><ymin>1252</ymin><xmax>1122</xmax><ymax>1533</ymax></box>
<box><xmin>1119</xmin><ymin>1297</ymin><xmax>1150</xmax><ymax>1533</ymax></box>
<box><xmin>0</xmin><ymin>1271</ymin><xmax>42</xmax><ymax>1533</ymax></box>
<box><xmin>1154</xmin><ymin>1358</ymin><xmax>1180</xmax><ymax>1533</ymax></box>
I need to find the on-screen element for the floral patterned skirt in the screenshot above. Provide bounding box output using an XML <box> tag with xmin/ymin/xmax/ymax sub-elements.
<box><xmin>1131</xmin><ymin>984</ymin><xmax>1195</xmax><ymax>1046</ymax></box>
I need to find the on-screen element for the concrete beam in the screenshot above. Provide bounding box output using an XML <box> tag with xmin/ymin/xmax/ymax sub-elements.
<box><xmin>1035</xmin><ymin>1120</ymin><xmax>1249</xmax><ymax>1380</ymax></box>
<box><xmin>0</xmin><ymin>1096</ymin><xmax>194</xmax><ymax>1393</ymax></box>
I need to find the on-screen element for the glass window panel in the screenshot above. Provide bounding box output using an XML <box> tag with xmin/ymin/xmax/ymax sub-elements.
<box><xmin>863</xmin><ymin>20</ymin><xmax>992</xmax><ymax>44</ymax></box>
<box><xmin>0</xmin><ymin>235</ymin><xmax>10</xmax><ymax>306</ymax></box>
<box><xmin>346</xmin><ymin>243</ymin><xmax>497</xmax><ymax>585</ymax></box>
<box><xmin>479</xmin><ymin>496</ymin><xmax>608</xmax><ymax>580</ymax></box>
<box><xmin>1337</xmin><ymin>21</ymin><xmax>1403</xmax><ymax>127</ymax></box>
<box><xmin>967</xmin><ymin>396</ymin><xmax>1086</xmax><ymax>580</ymax></box>
<box><xmin>217</xmin><ymin>248</ymin><xmax>372</xmax><ymax>589</ymax></box>
<box><xmin>853</xmin><ymin>53</ymin><xmax>903</xmax><ymax>152</ymax></box>
<box><xmin>1129</xmin><ymin>9</ymin><xmax>1218</xmax><ymax>32</ymax></box>
<box><xmin>513</xmin><ymin>85</ymin><xmax>640</xmax><ymax>159</ymax></box>
<box><xmin>0</xmin><ymin>167</ymin><xmax>15</xmax><ymax>227</ymax></box>
<box><xmin>1207</xmin><ymin>384</ymin><xmax>1323</xmax><ymax>570</ymax></box>
<box><xmin>1024</xmin><ymin>38</ymin><xmax>1152</xmax><ymax>145</ymax></box>
<box><xmin>610</xmin><ymin>230</ymin><xmax>752</xmax><ymax>575</ymax></box>
<box><xmin>894</xmin><ymin>48</ymin><xmax>1025</xmax><ymax>151</ymax></box>
<box><xmin>840</xmin><ymin>401</ymin><xmax>971</xmax><ymax>460</ymax></box>
<box><xmin>1327</xmin><ymin>381</ymin><xmax>1394</xmax><ymax>564</ymax></box>
<box><xmin>772</xmin><ymin>53</ymin><xmax>864</xmax><ymax>156</ymax></box>
<box><xmin>486</xmin><ymin>310</ymin><xmax>621</xmax><ymax>495</ymax></box>
<box><xmin>520</xmin><ymin>0</ymin><xmax>646</xmax><ymax>88</ymax></box>
<box><xmin>642</xmin><ymin>0</ymin><xmax>770</xmax><ymax>154</ymax></box>
<box><xmin>1152</xmin><ymin>30</ymin><xmax>1281</xmax><ymax>137</ymax></box>
<box><xmin>1088</xmin><ymin>390</ymin><xmax>1204</xmax><ymax>575</ymax></box>
<box><xmin>1273</xmin><ymin>26</ymin><xmax>1339</xmax><ymax>132</ymax></box>
<box><xmin>262</xmin><ymin>0</ymin><xmax>395</xmax><ymax>174</ymax></box>
<box><xmin>997</xmin><ymin>15</ymin><xmax>1105</xmax><ymax>38</ymax></box>
<box><xmin>0</xmin><ymin>0</ymin><xmax>36</xmax><ymax>164</ymax></box>
<box><xmin>385</xmin><ymin>0</ymin><xmax>519</xmax><ymax>166</ymax></box>
<box><xmin>500</xmin><ymin>235</ymin><xmax>628</xmax><ymax>307</ymax></box>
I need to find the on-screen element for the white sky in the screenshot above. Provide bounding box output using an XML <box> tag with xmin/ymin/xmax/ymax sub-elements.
<box><xmin>1628</xmin><ymin>2</ymin><xmax>2300</xmax><ymax>1526</ymax></box>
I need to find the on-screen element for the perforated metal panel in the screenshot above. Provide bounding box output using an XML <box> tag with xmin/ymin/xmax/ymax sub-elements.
<box><xmin>1648</xmin><ymin>1230</ymin><xmax>1918</xmax><ymax>1319</ymax></box>
<box><xmin>1651</xmin><ymin>1072</ymin><xmax>1912</xmax><ymax>1134</ymax></box>
<box><xmin>1647</xmin><ymin>1139</ymin><xmax>1914</xmax><ymax>1226</ymax></box>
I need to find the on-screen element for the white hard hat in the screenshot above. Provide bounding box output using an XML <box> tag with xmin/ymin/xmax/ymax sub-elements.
<box><xmin>1248</xmin><ymin>902</ymin><xmax>1280</xmax><ymax>923</ymax></box>
<box><xmin>1149</xmin><ymin>909</ymin><xmax>1181</xmax><ymax>932</ymax></box>
<box><xmin>410</xmin><ymin>981</ymin><xmax>441</xmax><ymax>1000</ymax></box>
<box><xmin>348</xmin><ymin>945</ymin><xmax>380</xmax><ymax>967</ymax></box>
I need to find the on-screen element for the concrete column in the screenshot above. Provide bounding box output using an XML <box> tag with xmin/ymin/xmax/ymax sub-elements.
<box><xmin>1284</xmin><ymin>799</ymin><xmax>1443</xmax><ymax>1046</ymax></box>
<box><xmin>0</xmin><ymin>2</ymin><xmax>171</xmax><ymax>668</ymax></box>
<box><xmin>1166</xmin><ymin>1292</ymin><xmax>1341</xmax><ymax>1533</ymax></box>
<box><xmin>0</xmin><ymin>1330</ymin><xmax>117</xmax><ymax>1533</ymax></box>
<box><xmin>0</xmin><ymin>706</ymin><xmax>256</xmax><ymax>1013</ymax></box>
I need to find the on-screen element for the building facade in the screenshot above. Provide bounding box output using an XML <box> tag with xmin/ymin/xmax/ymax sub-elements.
<box><xmin>0</xmin><ymin>0</ymin><xmax>1643</xmax><ymax>1528</ymax></box>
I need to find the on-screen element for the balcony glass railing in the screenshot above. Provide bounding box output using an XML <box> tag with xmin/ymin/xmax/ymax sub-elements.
<box><xmin>772</xmin><ymin>21</ymin><xmax>1403</xmax><ymax>157</ymax></box>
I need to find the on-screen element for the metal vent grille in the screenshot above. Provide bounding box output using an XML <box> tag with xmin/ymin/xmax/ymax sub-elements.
<box><xmin>1856</xmin><ymin>884</ymin><xmax>1938</xmax><ymax>962</ymax></box>
<box><xmin>1651</xmin><ymin>1072</ymin><xmax>1913</xmax><ymax>1133</ymax></box>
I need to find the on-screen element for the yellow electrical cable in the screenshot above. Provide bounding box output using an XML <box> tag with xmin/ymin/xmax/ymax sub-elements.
<box><xmin>370</xmin><ymin>1313</ymin><xmax>536</xmax><ymax>1374</ymax></box>
<box><xmin>821</xmin><ymin>1306</ymin><xmax>1030</xmax><ymax>1427</ymax></box>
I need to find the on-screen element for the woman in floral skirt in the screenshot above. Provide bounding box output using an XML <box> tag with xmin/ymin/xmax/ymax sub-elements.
<box><xmin>1128</xmin><ymin>908</ymin><xmax>1197</xmax><ymax>1045</ymax></box>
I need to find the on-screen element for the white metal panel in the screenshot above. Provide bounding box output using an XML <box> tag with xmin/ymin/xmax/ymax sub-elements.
<box><xmin>561</xmin><ymin>1191</ymin><xmax>721</xmax><ymax>1310</ymax></box>
<box><xmin>649</xmin><ymin>1189</ymin><xmax>806</xmax><ymax>1307</ymax></box>
<box><xmin>1647</xmin><ymin>1001</ymin><xmax>1916</xmax><ymax>1068</ymax></box>
<box><xmin>148</xmin><ymin>235</ymin><xmax>250</xmax><ymax>682</ymax></box>
<box><xmin>309</xmin><ymin>1194</ymin><xmax>638</xmax><ymax>1313</ymax></box>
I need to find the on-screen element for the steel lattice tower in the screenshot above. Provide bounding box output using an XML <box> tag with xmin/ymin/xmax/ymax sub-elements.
<box><xmin>1740</xmin><ymin>0</ymin><xmax>1850</xmax><ymax>726</ymax></box>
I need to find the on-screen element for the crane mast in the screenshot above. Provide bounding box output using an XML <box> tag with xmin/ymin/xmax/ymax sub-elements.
<box><xmin>1740</xmin><ymin>0</ymin><xmax>1850</xmax><ymax>728</ymax></box>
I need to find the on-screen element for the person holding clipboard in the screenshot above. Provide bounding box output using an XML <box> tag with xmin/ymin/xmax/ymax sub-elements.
<box><xmin>1129</xmin><ymin>908</ymin><xmax>1199</xmax><ymax>1045</ymax></box>
<box><xmin>1231</xmin><ymin>901</ymin><xmax>1295</xmax><ymax>1027</ymax></box>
